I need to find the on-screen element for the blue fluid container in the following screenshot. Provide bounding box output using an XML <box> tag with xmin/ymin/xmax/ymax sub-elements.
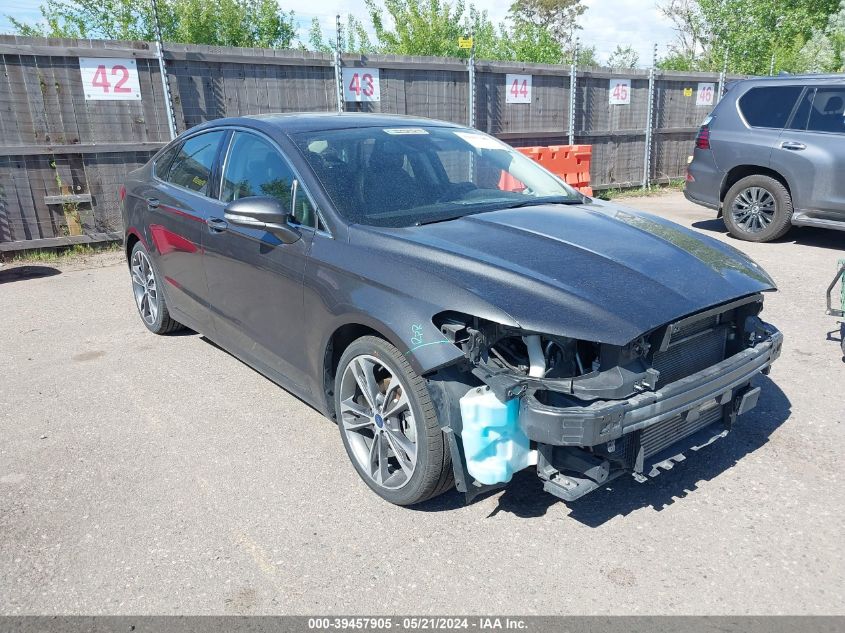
<box><xmin>459</xmin><ymin>386</ymin><xmax>537</xmax><ymax>485</ymax></box>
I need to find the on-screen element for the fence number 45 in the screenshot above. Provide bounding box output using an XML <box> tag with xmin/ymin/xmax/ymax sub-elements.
<box><xmin>342</xmin><ymin>68</ymin><xmax>381</xmax><ymax>102</ymax></box>
<box><xmin>609</xmin><ymin>78</ymin><xmax>631</xmax><ymax>105</ymax></box>
<box><xmin>79</xmin><ymin>58</ymin><xmax>141</xmax><ymax>101</ymax></box>
<box><xmin>505</xmin><ymin>74</ymin><xmax>532</xmax><ymax>104</ymax></box>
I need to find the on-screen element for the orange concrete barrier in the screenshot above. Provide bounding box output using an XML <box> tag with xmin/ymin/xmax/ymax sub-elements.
<box><xmin>516</xmin><ymin>145</ymin><xmax>593</xmax><ymax>197</ymax></box>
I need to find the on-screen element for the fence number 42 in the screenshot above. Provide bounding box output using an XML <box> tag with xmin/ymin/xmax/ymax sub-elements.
<box><xmin>342</xmin><ymin>68</ymin><xmax>381</xmax><ymax>102</ymax></box>
<box><xmin>79</xmin><ymin>58</ymin><xmax>141</xmax><ymax>101</ymax></box>
<box><xmin>609</xmin><ymin>78</ymin><xmax>631</xmax><ymax>105</ymax></box>
<box><xmin>505</xmin><ymin>74</ymin><xmax>532</xmax><ymax>104</ymax></box>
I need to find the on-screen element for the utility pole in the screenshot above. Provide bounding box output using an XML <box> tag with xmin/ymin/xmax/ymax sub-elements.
<box><xmin>334</xmin><ymin>14</ymin><xmax>344</xmax><ymax>113</ymax></box>
<box><xmin>151</xmin><ymin>0</ymin><xmax>177</xmax><ymax>140</ymax></box>
<box><xmin>642</xmin><ymin>43</ymin><xmax>658</xmax><ymax>189</ymax></box>
<box><xmin>717</xmin><ymin>47</ymin><xmax>729</xmax><ymax>102</ymax></box>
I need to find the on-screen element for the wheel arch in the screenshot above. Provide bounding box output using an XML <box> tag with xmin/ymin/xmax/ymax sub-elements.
<box><xmin>719</xmin><ymin>165</ymin><xmax>792</xmax><ymax>214</ymax></box>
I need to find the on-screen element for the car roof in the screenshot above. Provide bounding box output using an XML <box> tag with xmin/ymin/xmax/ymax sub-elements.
<box><xmin>193</xmin><ymin>112</ymin><xmax>467</xmax><ymax>134</ymax></box>
<box><xmin>737</xmin><ymin>73</ymin><xmax>845</xmax><ymax>85</ymax></box>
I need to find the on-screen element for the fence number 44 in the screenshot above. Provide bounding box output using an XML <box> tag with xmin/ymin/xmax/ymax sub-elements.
<box><xmin>342</xmin><ymin>68</ymin><xmax>381</xmax><ymax>102</ymax></box>
<box><xmin>609</xmin><ymin>78</ymin><xmax>631</xmax><ymax>105</ymax></box>
<box><xmin>505</xmin><ymin>74</ymin><xmax>532</xmax><ymax>104</ymax></box>
<box><xmin>696</xmin><ymin>82</ymin><xmax>715</xmax><ymax>106</ymax></box>
<box><xmin>79</xmin><ymin>58</ymin><xmax>141</xmax><ymax>101</ymax></box>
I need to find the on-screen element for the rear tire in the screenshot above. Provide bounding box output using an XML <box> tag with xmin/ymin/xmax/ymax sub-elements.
<box><xmin>129</xmin><ymin>241</ymin><xmax>184</xmax><ymax>335</ymax></box>
<box><xmin>722</xmin><ymin>175</ymin><xmax>793</xmax><ymax>242</ymax></box>
<box><xmin>334</xmin><ymin>336</ymin><xmax>453</xmax><ymax>506</ymax></box>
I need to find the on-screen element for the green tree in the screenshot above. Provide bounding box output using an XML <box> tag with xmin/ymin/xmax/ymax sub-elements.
<box><xmin>606</xmin><ymin>44</ymin><xmax>639</xmax><ymax>68</ymax></box>
<box><xmin>308</xmin><ymin>15</ymin><xmax>374</xmax><ymax>54</ymax></box>
<box><xmin>9</xmin><ymin>0</ymin><xmax>297</xmax><ymax>48</ymax></box>
<box><xmin>658</xmin><ymin>0</ymin><xmax>841</xmax><ymax>74</ymax></box>
<box><xmin>796</xmin><ymin>0</ymin><xmax>845</xmax><ymax>72</ymax></box>
<box><xmin>508</xmin><ymin>0</ymin><xmax>586</xmax><ymax>52</ymax></box>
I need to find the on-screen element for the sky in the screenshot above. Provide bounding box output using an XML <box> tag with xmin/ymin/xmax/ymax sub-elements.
<box><xmin>0</xmin><ymin>0</ymin><xmax>679</xmax><ymax>67</ymax></box>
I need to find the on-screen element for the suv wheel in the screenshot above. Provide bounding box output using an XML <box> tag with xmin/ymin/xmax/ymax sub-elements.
<box><xmin>723</xmin><ymin>175</ymin><xmax>793</xmax><ymax>242</ymax></box>
<box><xmin>335</xmin><ymin>336</ymin><xmax>454</xmax><ymax>506</ymax></box>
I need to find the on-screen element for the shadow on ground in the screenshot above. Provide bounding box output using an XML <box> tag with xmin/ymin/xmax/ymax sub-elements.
<box><xmin>415</xmin><ymin>375</ymin><xmax>792</xmax><ymax>526</ymax></box>
<box><xmin>0</xmin><ymin>265</ymin><xmax>61</xmax><ymax>284</ymax></box>
<box><xmin>692</xmin><ymin>219</ymin><xmax>845</xmax><ymax>251</ymax></box>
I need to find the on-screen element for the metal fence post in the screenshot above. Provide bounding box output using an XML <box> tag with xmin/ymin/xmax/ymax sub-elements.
<box><xmin>717</xmin><ymin>48</ymin><xmax>729</xmax><ymax>102</ymax></box>
<box><xmin>151</xmin><ymin>0</ymin><xmax>177</xmax><ymax>139</ymax></box>
<box><xmin>333</xmin><ymin>14</ymin><xmax>344</xmax><ymax>113</ymax></box>
<box><xmin>467</xmin><ymin>25</ymin><xmax>476</xmax><ymax>128</ymax></box>
<box><xmin>568</xmin><ymin>38</ymin><xmax>578</xmax><ymax>146</ymax></box>
<box><xmin>642</xmin><ymin>43</ymin><xmax>658</xmax><ymax>189</ymax></box>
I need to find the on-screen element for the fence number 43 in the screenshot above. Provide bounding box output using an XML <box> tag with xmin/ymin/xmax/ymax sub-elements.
<box><xmin>505</xmin><ymin>74</ymin><xmax>532</xmax><ymax>104</ymax></box>
<box><xmin>342</xmin><ymin>68</ymin><xmax>381</xmax><ymax>102</ymax></box>
<box><xmin>79</xmin><ymin>58</ymin><xmax>141</xmax><ymax>101</ymax></box>
<box><xmin>609</xmin><ymin>78</ymin><xmax>631</xmax><ymax>105</ymax></box>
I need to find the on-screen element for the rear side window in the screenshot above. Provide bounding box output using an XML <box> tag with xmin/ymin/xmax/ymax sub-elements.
<box><xmin>738</xmin><ymin>86</ymin><xmax>802</xmax><ymax>129</ymax></box>
<box><xmin>807</xmin><ymin>88</ymin><xmax>845</xmax><ymax>134</ymax></box>
<box><xmin>154</xmin><ymin>144</ymin><xmax>180</xmax><ymax>180</ymax></box>
<box><xmin>166</xmin><ymin>131</ymin><xmax>225</xmax><ymax>196</ymax></box>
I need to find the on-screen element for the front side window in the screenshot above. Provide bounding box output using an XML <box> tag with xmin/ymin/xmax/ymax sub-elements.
<box><xmin>166</xmin><ymin>131</ymin><xmax>225</xmax><ymax>196</ymax></box>
<box><xmin>738</xmin><ymin>86</ymin><xmax>802</xmax><ymax>129</ymax></box>
<box><xmin>292</xmin><ymin>126</ymin><xmax>580</xmax><ymax>228</ymax></box>
<box><xmin>220</xmin><ymin>132</ymin><xmax>317</xmax><ymax>228</ymax></box>
<box><xmin>806</xmin><ymin>87</ymin><xmax>845</xmax><ymax>134</ymax></box>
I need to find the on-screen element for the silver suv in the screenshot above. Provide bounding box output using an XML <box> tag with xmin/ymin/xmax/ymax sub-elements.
<box><xmin>684</xmin><ymin>74</ymin><xmax>845</xmax><ymax>242</ymax></box>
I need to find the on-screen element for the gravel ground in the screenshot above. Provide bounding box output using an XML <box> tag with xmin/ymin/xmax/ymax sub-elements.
<box><xmin>1</xmin><ymin>191</ymin><xmax>843</xmax><ymax>615</ymax></box>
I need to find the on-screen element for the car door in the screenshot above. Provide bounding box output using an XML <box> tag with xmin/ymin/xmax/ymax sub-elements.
<box><xmin>143</xmin><ymin>129</ymin><xmax>227</xmax><ymax>332</ymax></box>
<box><xmin>775</xmin><ymin>85</ymin><xmax>845</xmax><ymax>218</ymax></box>
<box><xmin>202</xmin><ymin>129</ymin><xmax>318</xmax><ymax>390</ymax></box>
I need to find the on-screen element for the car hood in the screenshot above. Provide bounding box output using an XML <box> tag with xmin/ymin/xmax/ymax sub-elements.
<box><xmin>350</xmin><ymin>201</ymin><xmax>776</xmax><ymax>345</ymax></box>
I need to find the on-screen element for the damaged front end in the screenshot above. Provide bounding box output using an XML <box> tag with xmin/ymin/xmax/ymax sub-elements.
<box><xmin>427</xmin><ymin>294</ymin><xmax>783</xmax><ymax>503</ymax></box>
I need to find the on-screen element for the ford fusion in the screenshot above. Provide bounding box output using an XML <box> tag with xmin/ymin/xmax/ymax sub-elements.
<box><xmin>121</xmin><ymin>113</ymin><xmax>782</xmax><ymax>506</ymax></box>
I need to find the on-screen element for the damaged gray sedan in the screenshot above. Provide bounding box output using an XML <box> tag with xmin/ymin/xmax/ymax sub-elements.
<box><xmin>121</xmin><ymin>113</ymin><xmax>783</xmax><ymax>506</ymax></box>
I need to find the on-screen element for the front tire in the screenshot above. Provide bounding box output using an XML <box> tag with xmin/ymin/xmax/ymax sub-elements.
<box><xmin>335</xmin><ymin>336</ymin><xmax>453</xmax><ymax>506</ymax></box>
<box><xmin>722</xmin><ymin>175</ymin><xmax>793</xmax><ymax>242</ymax></box>
<box><xmin>129</xmin><ymin>241</ymin><xmax>184</xmax><ymax>335</ymax></box>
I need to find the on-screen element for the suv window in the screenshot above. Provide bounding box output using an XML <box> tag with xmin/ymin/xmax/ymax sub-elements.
<box><xmin>807</xmin><ymin>87</ymin><xmax>845</xmax><ymax>134</ymax></box>
<box><xmin>166</xmin><ymin>131</ymin><xmax>225</xmax><ymax>196</ymax></box>
<box><xmin>220</xmin><ymin>131</ymin><xmax>317</xmax><ymax>228</ymax></box>
<box><xmin>738</xmin><ymin>86</ymin><xmax>802</xmax><ymax>129</ymax></box>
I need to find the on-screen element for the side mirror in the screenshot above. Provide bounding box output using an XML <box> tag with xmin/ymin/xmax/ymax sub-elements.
<box><xmin>223</xmin><ymin>196</ymin><xmax>300</xmax><ymax>244</ymax></box>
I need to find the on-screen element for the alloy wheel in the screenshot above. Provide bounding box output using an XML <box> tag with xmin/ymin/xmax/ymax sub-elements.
<box><xmin>131</xmin><ymin>250</ymin><xmax>159</xmax><ymax>325</ymax></box>
<box><xmin>730</xmin><ymin>186</ymin><xmax>776</xmax><ymax>234</ymax></box>
<box><xmin>339</xmin><ymin>354</ymin><xmax>418</xmax><ymax>490</ymax></box>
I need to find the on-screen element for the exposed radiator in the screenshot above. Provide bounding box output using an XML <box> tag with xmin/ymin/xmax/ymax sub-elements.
<box><xmin>651</xmin><ymin>312</ymin><xmax>729</xmax><ymax>389</ymax></box>
<box><xmin>641</xmin><ymin>402</ymin><xmax>724</xmax><ymax>458</ymax></box>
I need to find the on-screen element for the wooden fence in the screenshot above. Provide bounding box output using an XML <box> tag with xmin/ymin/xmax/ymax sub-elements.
<box><xmin>0</xmin><ymin>35</ymin><xmax>733</xmax><ymax>251</ymax></box>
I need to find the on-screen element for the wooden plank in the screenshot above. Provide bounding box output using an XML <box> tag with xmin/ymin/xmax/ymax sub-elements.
<box><xmin>0</xmin><ymin>231</ymin><xmax>122</xmax><ymax>251</ymax></box>
<box><xmin>0</xmin><ymin>142</ymin><xmax>166</xmax><ymax>156</ymax></box>
<box><xmin>0</xmin><ymin>43</ymin><xmax>157</xmax><ymax>59</ymax></box>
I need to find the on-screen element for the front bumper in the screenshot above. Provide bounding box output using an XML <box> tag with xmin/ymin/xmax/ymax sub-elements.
<box><xmin>519</xmin><ymin>329</ymin><xmax>783</xmax><ymax>448</ymax></box>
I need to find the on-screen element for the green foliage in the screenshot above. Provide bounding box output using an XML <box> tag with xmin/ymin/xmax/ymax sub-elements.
<box><xmin>508</xmin><ymin>0</ymin><xmax>586</xmax><ymax>51</ymax></box>
<box><xmin>796</xmin><ymin>0</ymin><xmax>845</xmax><ymax>72</ymax></box>
<box><xmin>607</xmin><ymin>44</ymin><xmax>639</xmax><ymax>69</ymax></box>
<box><xmin>8</xmin><ymin>0</ymin><xmax>297</xmax><ymax>48</ymax></box>
<box><xmin>308</xmin><ymin>15</ymin><xmax>374</xmax><ymax>54</ymax></box>
<box><xmin>658</xmin><ymin>0</ymin><xmax>841</xmax><ymax>74</ymax></box>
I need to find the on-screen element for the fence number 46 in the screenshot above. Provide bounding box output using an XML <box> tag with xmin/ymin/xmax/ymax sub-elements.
<box><xmin>342</xmin><ymin>68</ymin><xmax>381</xmax><ymax>102</ymax></box>
<box><xmin>696</xmin><ymin>82</ymin><xmax>715</xmax><ymax>106</ymax></box>
<box><xmin>505</xmin><ymin>74</ymin><xmax>532</xmax><ymax>104</ymax></box>
<box><xmin>79</xmin><ymin>58</ymin><xmax>141</xmax><ymax>101</ymax></box>
<box><xmin>609</xmin><ymin>78</ymin><xmax>631</xmax><ymax>105</ymax></box>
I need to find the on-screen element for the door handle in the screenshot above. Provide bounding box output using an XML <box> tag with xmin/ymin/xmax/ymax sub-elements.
<box><xmin>206</xmin><ymin>217</ymin><xmax>229</xmax><ymax>232</ymax></box>
<box><xmin>146</xmin><ymin>197</ymin><xmax>160</xmax><ymax>209</ymax></box>
<box><xmin>781</xmin><ymin>141</ymin><xmax>806</xmax><ymax>151</ymax></box>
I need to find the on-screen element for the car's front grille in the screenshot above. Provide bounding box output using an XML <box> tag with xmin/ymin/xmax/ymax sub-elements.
<box><xmin>651</xmin><ymin>310</ymin><xmax>730</xmax><ymax>389</ymax></box>
<box><xmin>640</xmin><ymin>401</ymin><xmax>723</xmax><ymax>458</ymax></box>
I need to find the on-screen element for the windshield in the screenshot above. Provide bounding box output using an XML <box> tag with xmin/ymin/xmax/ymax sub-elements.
<box><xmin>291</xmin><ymin>125</ymin><xmax>583</xmax><ymax>228</ymax></box>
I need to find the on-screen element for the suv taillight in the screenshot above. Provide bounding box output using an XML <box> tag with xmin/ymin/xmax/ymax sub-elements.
<box><xmin>695</xmin><ymin>125</ymin><xmax>710</xmax><ymax>150</ymax></box>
